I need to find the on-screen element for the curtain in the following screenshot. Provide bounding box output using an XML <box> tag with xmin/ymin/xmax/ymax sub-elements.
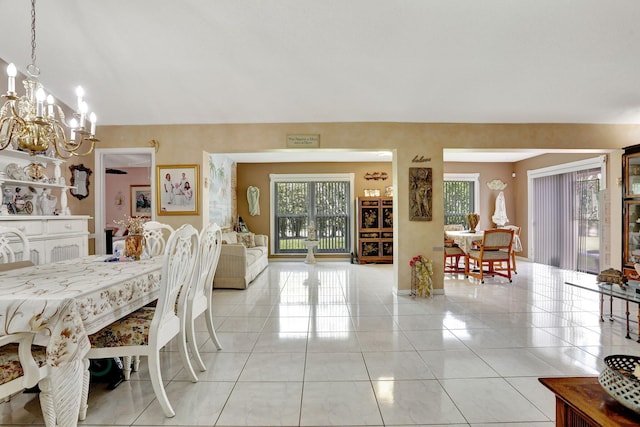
<box><xmin>532</xmin><ymin>168</ymin><xmax>600</xmax><ymax>273</ymax></box>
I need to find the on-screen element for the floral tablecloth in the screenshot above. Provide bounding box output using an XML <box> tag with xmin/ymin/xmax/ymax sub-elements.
<box><xmin>0</xmin><ymin>256</ymin><xmax>163</xmax><ymax>367</ymax></box>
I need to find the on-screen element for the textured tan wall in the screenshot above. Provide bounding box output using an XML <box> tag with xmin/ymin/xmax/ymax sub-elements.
<box><xmin>90</xmin><ymin>122</ymin><xmax>639</xmax><ymax>292</ymax></box>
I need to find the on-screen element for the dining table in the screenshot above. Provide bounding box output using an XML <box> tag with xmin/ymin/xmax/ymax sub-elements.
<box><xmin>0</xmin><ymin>255</ymin><xmax>164</xmax><ymax>427</ymax></box>
<box><xmin>445</xmin><ymin>229</ymin><xmax>523</xmax><ymax>254</ymax></box>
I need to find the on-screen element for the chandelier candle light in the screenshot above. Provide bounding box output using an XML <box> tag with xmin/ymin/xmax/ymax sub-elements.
<box><xmin>0</xmin><ymin>0</ymin><xmax>98</xmax><ymax>160</ymax></box>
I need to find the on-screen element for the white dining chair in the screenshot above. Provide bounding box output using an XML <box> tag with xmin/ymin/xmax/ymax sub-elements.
<box><xmin>183</xmin><ymin>222</ymin><xmax>223</xmax><ymax>378</ymax></box>
<box><xmin>143</xmin><ymin>221</ymin><xmax>175</xmax><ymax>258</ymax></box>
<box><xmin>0</xmin><ymin>333</ymin><xmax>47</xmax><ymax>401</ymax></box>
<box><xmin>123</xmin><ymin>221</ymin><xmax>174</xmax><ymax>375</ymax></box>
<box><xmin>83</xmin><ymin>224</ymin><xmax>199</xmax><ymax>418</ymax></box>
<box><xmin>0</xmin><ymin>333</ymin><xmax>53</xmax><ymax>427</ymax></box>
<box><xmin>0</xmin><ymin>225</ymin><xmax>31</xmax><ymax>265</ymax></box>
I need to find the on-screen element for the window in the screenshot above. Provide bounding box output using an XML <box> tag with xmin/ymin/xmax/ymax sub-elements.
<box><xmin>443</xmin><ymin>173</ymin><xmax>480</xmax><ymax>225</ymax></box>
<box><xmin>271</xmin><ymin>174</ymin><xmax>353</xmax><ymax>254</ymax></box>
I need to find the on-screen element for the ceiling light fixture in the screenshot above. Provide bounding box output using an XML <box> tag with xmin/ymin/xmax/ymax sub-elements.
<box><xmin>0</xmin><ymin>0</ymin><xmax>97</xmax><ymax>159</ymax></box>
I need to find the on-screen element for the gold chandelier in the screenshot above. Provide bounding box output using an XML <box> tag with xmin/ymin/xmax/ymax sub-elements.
<box><xmin>0</xmin><ymin>0</ymin><xmax>97</xmax><ymax>160</ymax></box>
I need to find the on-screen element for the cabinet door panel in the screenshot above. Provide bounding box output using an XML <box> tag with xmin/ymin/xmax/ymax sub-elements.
<box><xmin>624</xmin><ymin>200</ymin><xmax>640</xmax><ymax>265</ymax></box>
<box><xmin>625</xmin><ymin>152</ymin><xmax>640</xmax><ymax>198</ymax></box>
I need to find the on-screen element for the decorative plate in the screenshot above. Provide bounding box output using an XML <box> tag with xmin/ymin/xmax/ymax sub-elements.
<box><xmin>487</xmin><ymin>179</ymin><xmax>507</xmax><ymax>191</ymax></box>
<box><xmin>5</xmin><ymin>163</ymin><xmax>23</xmax><ymax>180</ymax></box>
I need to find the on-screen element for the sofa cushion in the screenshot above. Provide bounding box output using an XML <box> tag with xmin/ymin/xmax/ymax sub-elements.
<box><xmin>237</xmin><ymin>232</ymin><xmax>256</xmax><ymax>248</ymax></box>
<box><xmin>245</xmin><ymin>247</ymin><xmax>263</xmax><ymax>265</ymax></box>
<box><xmin>221</xmin><ymin>232</ymin><xmax>238</xmax><ymax>244</ymax></box>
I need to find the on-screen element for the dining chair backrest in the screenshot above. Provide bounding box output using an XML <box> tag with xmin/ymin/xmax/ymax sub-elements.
<box><xmin>152</xmin><ymin>223</ymin><xmax>198</xmax><ymax>347</ymax></box>
<box><xmin>189</xmin><ymin>222</ymin><xmax>223</xmax><ymax>312</ymax></box>
<box><xmin>143</xmin><ymin>221</ymin><xmax>174</xmax><ymax>258</ymax></box>
<box><xmin>0</xmin><ymin>226</ymin><xmax>30</xmax><ymax>264</ymax></box>
<box><xmin>482</xmin><ymin>229</ymin><xmax>514</xmax><ymax>251</ymax></box>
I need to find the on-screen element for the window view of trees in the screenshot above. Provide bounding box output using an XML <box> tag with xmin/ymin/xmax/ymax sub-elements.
<box><xmin>443</xmin><ymin>180</ymin><xmax>475</xmax><ymax>225</ymax></box>
<box><xmin>275</xmin><ymin>180</ymin><xmax>350</xmax><ymax>254</ymax></box>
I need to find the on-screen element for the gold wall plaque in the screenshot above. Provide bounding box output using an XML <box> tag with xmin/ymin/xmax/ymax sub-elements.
<box><xmin>286</xmin><ymin>134</ymin><xmax>320</xmax><ymax>148</ymax></box>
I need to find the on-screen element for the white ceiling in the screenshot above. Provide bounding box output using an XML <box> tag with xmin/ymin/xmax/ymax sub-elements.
<box><xmin>1</xmin><ymin>1</ymin><xmax>640</xmax><ymax>127</ymax></box>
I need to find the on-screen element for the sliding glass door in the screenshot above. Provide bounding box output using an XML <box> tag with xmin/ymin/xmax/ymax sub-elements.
<box><xmin>529</xmin><ymin>158</ymin><xmax>604</xmax><ymax>274</ymax></box>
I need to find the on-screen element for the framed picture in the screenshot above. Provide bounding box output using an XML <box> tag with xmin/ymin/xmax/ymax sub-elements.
<box><xmin>156</xmin><ymin>164</ymin><xmax>199</xmax><ymax>215</ymax></box>
<box><xmin>130</xmin><ymin>185</ymin><xmax>152</xmax><ymax>217</ymax></box>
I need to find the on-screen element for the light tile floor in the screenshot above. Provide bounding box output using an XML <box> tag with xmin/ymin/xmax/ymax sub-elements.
<box><xmin>2</xmin><ymin>259</ymin><xmax>640</xmax><ymax>426</ymax></box>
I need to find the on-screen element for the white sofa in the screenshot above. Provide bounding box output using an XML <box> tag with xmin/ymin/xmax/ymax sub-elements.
<box><xmin>213</xmin><ymin>231</ymin><xmax>269</xmax><ymax>289</ymax></box>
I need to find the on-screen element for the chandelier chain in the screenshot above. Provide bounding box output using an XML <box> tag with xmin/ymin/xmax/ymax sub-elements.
<box><xmin>30</xmin><ymin>0</ymin><xmax>37</xmax><ymax>68</ymax></box>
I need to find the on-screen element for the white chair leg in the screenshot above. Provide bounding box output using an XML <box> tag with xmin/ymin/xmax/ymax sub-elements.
<box><xmin>187</xmin><ymin>315</ymin><xmax>207</xmax><ymax>372</ymax></box>
<box><xmin>181</xmin><ymin>321</ymin><xmax>199</xmax><ymax>382</ymax></box>
<box><xmin>205</xmin><ymin>306</ymin><xmax>223</xmax><ymax>351</ymax></box>
<box><xmin>148</xmin><ymin>353</ymin><xmax>175</xmax><ymax>418</ymax></box>
<box><xmin>122</xmin><ymin>356</ymin><xmax>132</xmax><ymax>380</ymax></box>
<box><xmin>133</xmin><ymin>355</ymin><xmax>141</xmax><ymax>372</ymax></box>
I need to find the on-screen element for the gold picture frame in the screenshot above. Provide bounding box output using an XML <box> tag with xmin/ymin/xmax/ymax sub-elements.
<box><xmin>156</xmin><ymin>164</ymin><xmax>199</xmax><ymax>215</ymax></box>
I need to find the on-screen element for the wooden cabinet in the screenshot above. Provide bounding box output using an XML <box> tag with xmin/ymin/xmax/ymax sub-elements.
<box><xmin>356</xmin><ymin>197</ymin><xmax>393</xmax><ymax>264</ymax></box>
<box><xmin>539</xmin><ymin>377</ymin><xmax>640</xmax><ymax>427</ymax></box>
<box><xmin>623</xmin><ymin>145</ymin><xmax>640</xmax><ymax>280</ymax></box>
<box><xmin>0</xmin><ymin>216</ymin><xmax>90</xmax><ymax>265</ymax></box>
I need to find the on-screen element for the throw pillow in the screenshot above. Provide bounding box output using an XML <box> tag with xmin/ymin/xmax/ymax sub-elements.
<box><xmin>238</xmin><ymin>232</ymin><xmax>256</xmax><ymax>248</ymax></box>
<box><xmin>221</xmin><ymin>232</ymin><xmax>238</xmax><ymax>244</ymax></box>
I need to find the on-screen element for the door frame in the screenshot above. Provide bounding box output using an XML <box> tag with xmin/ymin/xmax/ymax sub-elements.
<box><xmin>94</xmin><ymin>148</ymin><xmax>156</xmax><ymax>255</ymax></box>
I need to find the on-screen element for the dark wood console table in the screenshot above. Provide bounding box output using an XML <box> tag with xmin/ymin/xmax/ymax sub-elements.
<box><xmin>539</xmin><ymin>377</ymin><xmax>640</xmax><ymax>427</ymax></box>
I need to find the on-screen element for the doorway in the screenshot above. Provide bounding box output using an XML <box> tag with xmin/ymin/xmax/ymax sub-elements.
<box><xmin>94</xmin><ymin>148</ymin><xmax>156</xmax><ymax>255</ymax></box>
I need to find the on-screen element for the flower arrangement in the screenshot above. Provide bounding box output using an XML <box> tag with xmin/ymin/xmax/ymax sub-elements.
<box><xmin>409</xmin><ymin>255</ymin><xmax>433</xmax><ymax>297</ymax></box>
<box><xmin>114</xmin><ymin>215</ymin><xmax>146</xmax><ymax>235</ymax></box>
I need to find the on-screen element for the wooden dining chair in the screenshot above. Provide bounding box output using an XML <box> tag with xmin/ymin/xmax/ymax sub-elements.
<box><xmin>465</xmin><ymin>228</ymin><xmax>514</xmax><ymax>284</ymax></box>
<box><xmin>183</xmin><ymin>222</ymin><xmax>223</xmax><ymax>379</ymax></box>
<box><xmin>143</xmin><ymin>221</ymin><xmax>175</xmax><ymax>258</ymax></box>
<box><xmin>83</xmin><ymin>224</ymin><xmax>199</xmax><ymax>418</ymax></box>
<box><xmin>0</xmin><ymin>225</ymin><xmax>31</xmax><ymax>265</ymax></box>
<box><xmin>444</xmin><ymin>224</ymin><xmax>465</xmax><ymax>273</ymax></box>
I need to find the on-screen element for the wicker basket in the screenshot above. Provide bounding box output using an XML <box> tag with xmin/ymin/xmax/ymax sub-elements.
<box><xmin>599</xmin><ymin>355</ymin><xmax>640</xmax><ymax>413</ymax></box>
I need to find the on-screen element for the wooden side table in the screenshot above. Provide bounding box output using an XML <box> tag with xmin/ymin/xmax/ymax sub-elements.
<box><xmin>539</xmin><ymin>377</ymin><xmax>640</xmax><ymax>427</ymax></box>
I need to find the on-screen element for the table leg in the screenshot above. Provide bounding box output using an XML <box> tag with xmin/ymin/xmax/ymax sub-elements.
<box><xmin>610</xmin><ymin>294</ymin><xmax>614</xmax><ymax>321</ymax></box>
<box><xmin>626</xmin><ymin>301</ymin><xmax>631</xmax><ymax>339</ymax></box>
<box><xmin>39</xmin><ymin>360</ymin><xmax>84</xmax><ymax>427</ymax></box>
<box><xmin>599</xmin><ymin>294</ymin><xmax>604</xmax><ymax>322</ymax></box>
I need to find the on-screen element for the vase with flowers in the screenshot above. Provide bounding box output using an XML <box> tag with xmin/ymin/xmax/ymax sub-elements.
<box><xmin>115</xmin><ymin>216</ymin><xmax>147</xmax><ymax>260</ymax></box>
<box><xmin>409</xmin><ymin>255</ymin><xmax>433</xmax><ymax>297</ymax></box>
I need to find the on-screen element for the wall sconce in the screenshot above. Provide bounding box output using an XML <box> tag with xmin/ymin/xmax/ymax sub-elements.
<box><xmin>115</xmin><ymin>191</ymin><xmax>123</xmax><ymax>206</ymax></box>
<box><xmin>512</xmin><ymin>172</ymin><xmax>516</xmax><ymax>178</ymax></box>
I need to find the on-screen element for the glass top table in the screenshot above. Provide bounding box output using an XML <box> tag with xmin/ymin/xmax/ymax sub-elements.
<box><xmin>565</xmin><ymin>276</ymin><xmax>640</xmax><ymax>341</ymax></box>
